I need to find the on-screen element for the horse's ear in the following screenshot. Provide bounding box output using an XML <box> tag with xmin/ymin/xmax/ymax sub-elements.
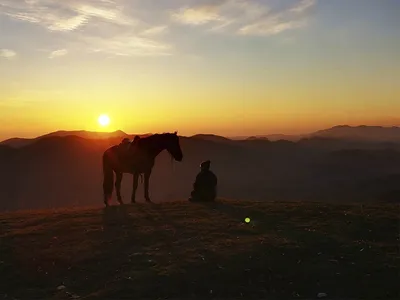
<box><xmin>174</xmin><ymin>131</ymin><xmax>177</xmax><ymax>135</ymax></box>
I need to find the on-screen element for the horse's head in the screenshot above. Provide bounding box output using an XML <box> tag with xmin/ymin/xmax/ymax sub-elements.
<box><xmin>166</xmin><ymin>131</ymin><xmax>183</xmax><ymax>162</ymax></box>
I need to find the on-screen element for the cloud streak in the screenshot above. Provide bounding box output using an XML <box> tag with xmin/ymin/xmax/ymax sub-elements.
<box><xmin>0</xmin><ymin>0</ymin><xmax>171</xmax><ymax>57</ymax></box>
<box><xmin>0</xmin><ymin>0</ymin><xmax>317</xmax><ymax>59</ymax></box>
<box><xmin>0</xmin><ymin>0</ymin><xmax>134</xmax><ymax>32</ymax></box>
<box><xmin>0</xmin><ymin>49</ymin><xmax>16</xmax><ymax>59</ymax></box>
<box><xmin>171</xmin><ymin>0</ymin><xmax>317</xmax><ymax>36</ymax></box>
<box><xmin>84</xmin><ymin>34</ymin><xmax>173</xmax><ymax>57</ymax></box>
<box><xmin>49</xmin><ymin>49</ymin><xmax>68</xmax><ymax>59</ymax></box>
<box><xmin>171</xmin><ymin>6</ymin><xmax>224</xmax><ymax>25</ymax></box>
<box><xmin>140</xmin><ymin>26</ymin><xmax>169</xmax><ymax>37</ymax></box>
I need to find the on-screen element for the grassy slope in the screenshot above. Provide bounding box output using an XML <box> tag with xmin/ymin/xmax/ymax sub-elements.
<box><xmin>0</xmin><ymin>200</ymin><xmax>399</xmax><ymax>300</ymax></box>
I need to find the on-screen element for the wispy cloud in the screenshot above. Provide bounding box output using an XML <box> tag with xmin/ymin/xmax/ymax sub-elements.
<box><xmin>0</xmin><ymin>0</ymin><xmax>317</xmax><ymax>59</ymax></box>
<box><xmin>49</xmin><ymin>49</ymin><xmax>68</xmax><ymax>59</ymax></box>
<box><xmin>140</xmin><ymin>25</ymin><xmax>169</xmax><ymax>36</ymax></box>
<box><xmin>0</xmin><ymin>49</ymin><xmax>16</xmax><ymax>59</ymax></box>
<box><xmin>83</xmin><ymin>34</ymin><xmax>173</xmax><ymax>57</ymax></box>
<box><xmin>0</xmin><ymin>0</ymin><xmax>133</xmax><ymax>32</ymax></box>
<box><xmin>0</xmin><ymin>0</ymin><xmax>171</xmax><ymax>56</ymax></box>
<box><xmin>171</xmin><ymin>6</ymin><xmax>224</xmax><ymax>25</ymax></box>
<box><xmin>238</xmin><ymin>17</ymin><xmax>306</xmax><ymax>36</ymax></box>
<box><xmin>238</xmin><ymin>0</ymin><xmax>316</xmax><ymax>36</ymax></box>
<box><xmin>170</xmin><ymin>0</ymin><xmax>317</xmax><ymax>36</ymax></box>
<box><xmin>290</xmin><ymin>0</ymin><xmax>316</xmax><ymax>14</ymax></box>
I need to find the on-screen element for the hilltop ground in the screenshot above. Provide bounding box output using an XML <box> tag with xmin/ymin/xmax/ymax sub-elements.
<box><xmin>0</xmin><ymin>200</ymin><xmax>398</xmax><ymax>299</ymax></box>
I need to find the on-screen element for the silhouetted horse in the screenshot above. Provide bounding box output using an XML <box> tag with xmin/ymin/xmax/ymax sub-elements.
<box><xmin>102</xmin><ymin>132</ymin><xmax>183</xmax><ymax>206</ymax></box>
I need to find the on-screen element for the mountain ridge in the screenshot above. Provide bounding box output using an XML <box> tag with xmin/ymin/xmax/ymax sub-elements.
<box><xmin>2</xmin><ymin>125</ymin><xmax>400</xmax><ymax>148</ymax></box>
<box><xmin>0</xmin><ymin>129</ymin><xmax>399</xmax><ymax>212</ymax></box>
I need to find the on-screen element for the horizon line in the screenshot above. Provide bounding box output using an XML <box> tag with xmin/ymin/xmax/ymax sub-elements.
<box><xmin>1</xmin><ymin>124</ymin><xmax>400</xmax><ymax>143</ymax></box>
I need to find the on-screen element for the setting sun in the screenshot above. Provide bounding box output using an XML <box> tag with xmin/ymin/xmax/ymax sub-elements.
<box><xmin>98</xmin><ymin>114</ymin><xmax>110</xmax><ymax>127</ymax></box>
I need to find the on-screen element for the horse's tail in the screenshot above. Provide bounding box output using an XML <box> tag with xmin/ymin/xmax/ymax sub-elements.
<box><xmin>102</xmin><ymin>150</ymin><xmax>114</xmax><ymax>201</ymax></box>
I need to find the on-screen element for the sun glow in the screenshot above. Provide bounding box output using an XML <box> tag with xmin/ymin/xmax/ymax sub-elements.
<box><xmin>98</xmin><ymin>114</ymin><xmax>110</xmax><ymax>127</ymax></box>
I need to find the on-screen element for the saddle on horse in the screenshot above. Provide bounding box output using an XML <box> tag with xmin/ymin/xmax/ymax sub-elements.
<box><xmin>117</xmin><ymin>136</ymin><xmax>143</xmax><ymax>167</ymax></box>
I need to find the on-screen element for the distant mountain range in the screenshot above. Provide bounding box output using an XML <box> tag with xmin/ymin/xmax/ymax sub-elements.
<box><xmin>2</xmin><ymin>125</ymin><xmax>399</xmax><ymax>148</ymax></box>
<box><xmin>241</xmin><ymin>134</ymin><xmax>302</xmax><ymax>141</ymax></box>
<box><xmin>230</xmin><ymin>125</ymin><xmax>400</xmax><ymax>142</ymax></box>
<box><xmin>0</xmin><ymin>130</ymin><xmax>150</xmax><ymax>148</ymax></box>
<box><xmin>310</xmin><ymin>125</ymin><xmax>400</xmax><ymax>142</ymax></box>
<box><xmin>0</xmin><ymin>125</ymin><xmax>399</xmax><ymax>211</ymax></box>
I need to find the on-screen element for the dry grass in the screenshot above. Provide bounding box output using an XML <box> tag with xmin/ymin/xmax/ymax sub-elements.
<box><xmin>0</xmin><ymin>200</ymin><xmax>399</xmax><ymax>299</ymax></box>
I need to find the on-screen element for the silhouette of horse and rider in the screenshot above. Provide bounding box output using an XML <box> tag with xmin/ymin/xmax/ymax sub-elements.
<box><xmin>102</xmin><ymin>132</ymin><xmax>217</xmax><ymax>207</ymax></box>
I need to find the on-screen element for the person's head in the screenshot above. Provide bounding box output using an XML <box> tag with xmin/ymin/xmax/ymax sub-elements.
<box><xmin>200</xmin><ymin>160</ymin><xmax>211</xmax><ymax>171</ymax></box>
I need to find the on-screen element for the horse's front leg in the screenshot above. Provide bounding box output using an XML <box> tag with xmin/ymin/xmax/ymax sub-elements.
<box><xmin>131</xmin><ymin>172</ymin><xmax>139</xmax><ymax>203</ymax></box>
<box><xmin>115</xmin><ymin>172</ymin><xmax>124</xmax><ymax>205</ymax></box>
<box><xmin>144</xmin><ymin>172</ymin><xmax>152</xmax><ymax>203</ymax></box>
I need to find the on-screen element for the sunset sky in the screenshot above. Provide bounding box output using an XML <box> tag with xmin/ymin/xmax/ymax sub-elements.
<box><xmin>0</xmin><ymin>0</ymin><xmax>399</xmax><ymax>140</ymax></box>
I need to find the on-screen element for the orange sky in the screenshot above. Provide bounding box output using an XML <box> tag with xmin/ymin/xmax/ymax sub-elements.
<box><xmin>0</xmin><ymin>0</ymin><xmax>399</xmax><ymax>140</ymax></box>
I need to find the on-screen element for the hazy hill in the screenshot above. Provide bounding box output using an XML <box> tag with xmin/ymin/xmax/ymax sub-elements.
<box><xmin>0</xmin><ymin>137</ymin><xmax>33</xmax><ymax>148</ymax></box>
<box><xmin>2</xmin><ymin>125</ymin><xmax>400</xmax><ymax>148</ymax></box>
<box><xmin>246</xmin><ymin>136</ymin><xmax>269</xmax><ymax>141</ymax></box>
<box><xmin>0</xmin><ymin>130</ymin><xmax>148</xmax><ymax>148</ymax></box>
<box><xmin>311</xmin><ymin>125</ymin><xmax>400</xmax><ymax>142</ymax></box>
<box><xmin>239</xmin><ymin>134</ymin><xmax>302</xmax><ymax>141</ymax></box>
<box><xmin>0</xmin><ymin>200</ymin><xmax>398</xmax><ymax>299</ymax></box>
<box><xmin>230</xmin><ymin>125</ymin><xmax>400</xmax><ymax>143</ymax></box>
<box><xmin>41</xmin><ymin>129</ymin><xmax>130</xmax><ymax>139</ymax></box>
<box><xmin>297</xmin><ymin>136</ymin><xmax>400</xmax><ymax>152</ymax></box>
<box><xmin>0</xmin><ymin>130</ymin><xmax>399</xmax><ymax>211</ymax></box>
<box><xmin>0</xmin><ymin>144</ymin><xmax>14</xmax><ymax>155</ymax></box>
<box><xmin>264</xmin><ymin>134</ymin><xmax>304</xmax><ymax>141</ymax></box>
<box><xmin>190</xmin><ymin>134</ymin><xmax>233</xmax><ymax>144</ymax></box>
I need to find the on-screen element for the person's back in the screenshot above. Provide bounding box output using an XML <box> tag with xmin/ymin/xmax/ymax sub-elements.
<box><xmin>194</xmin><ymin>169</ymin><xmax>217</xmax><ymax>191</ymax></box>
<box><xmin>190</xmin><ymin>160</ymin><xmax>217</xmax><ymax>202</ymax></box>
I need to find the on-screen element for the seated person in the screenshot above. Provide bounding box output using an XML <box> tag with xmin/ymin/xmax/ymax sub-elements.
<box><xmin>189</xmin><ymin>160</ymin><xmax>218</xmax><ymax>202</ymax></box>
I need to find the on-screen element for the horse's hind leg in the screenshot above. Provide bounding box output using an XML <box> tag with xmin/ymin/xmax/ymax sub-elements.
<box><xmin>131</xmin><ymin>172</ymin><xmax>139</xmax><ymax>203</ymax></box>
<box><xmin>115</xmin><ymin>172</ymin><xmax>124</xmax><ymax>205</ymax></box>
<box><xmin>144</xmin><ymin>172</ymin><xmax>152</xmax><ymax>203</ymax></box>
<box><xmin>103</xmin><ymin>194</ymin><xmax>110</xmax><ymax>207</ymax></box>
<box><xmin>102</xmin><ymin>158</ymin><xmax>114</xmax><ymax>207</ymax></box>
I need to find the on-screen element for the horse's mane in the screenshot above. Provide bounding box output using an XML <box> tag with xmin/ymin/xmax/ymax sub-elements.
<box><xmin>140</xmin><ymin>132</ymin><xmax>176</xmax><ymax>141</ymax></box>
<box><xmin>135</xmin><ymin>132</ymin><xmax>177</xmax><ymax>148</ymax></box>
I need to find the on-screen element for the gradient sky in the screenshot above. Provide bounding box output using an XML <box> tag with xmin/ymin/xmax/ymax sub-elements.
<box><xmin>0</xmin><ymin>0</ymin><xmax>399</xmax><ymax>140</ymax></box>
